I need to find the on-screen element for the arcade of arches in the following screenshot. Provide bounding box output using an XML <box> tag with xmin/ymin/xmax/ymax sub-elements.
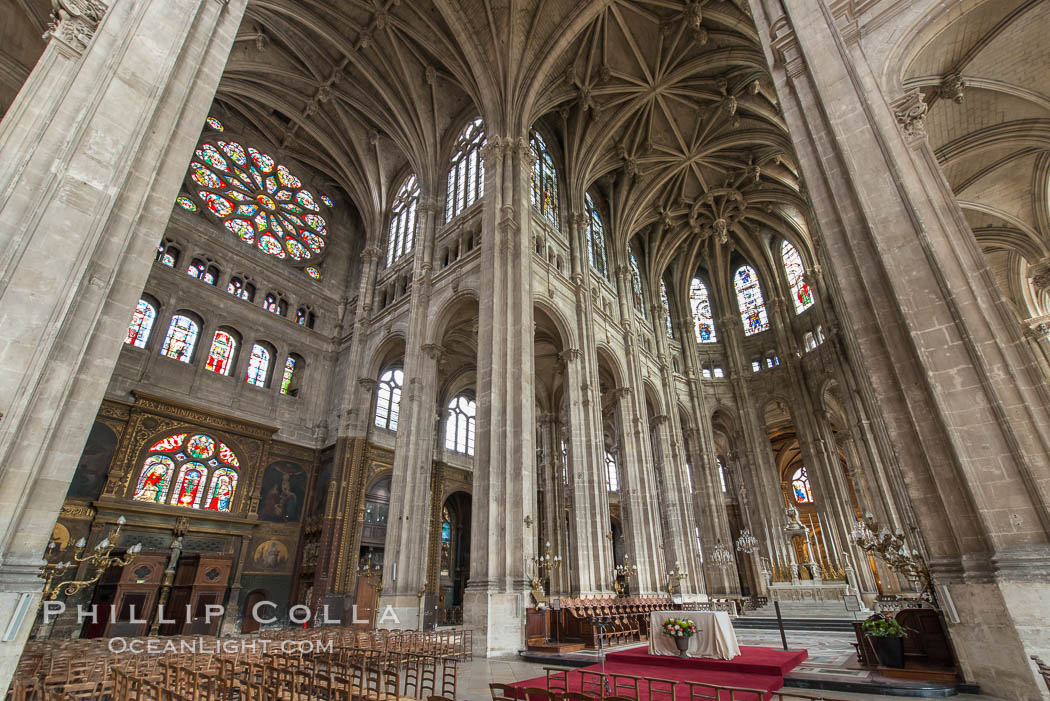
<box><xmin>0</xmin><ymin>0</ymin><xmax>1049</xmax><ymax>699</ymax></box>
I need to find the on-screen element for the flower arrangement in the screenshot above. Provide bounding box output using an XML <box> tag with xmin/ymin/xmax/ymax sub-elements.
<box><xmin>861</xmin><ymin>615</ymin><xmax>907</xmax><ymax>638</ymax></box>
<box><xmin>662</xmin><ymin>617</ymin><xmax>697</xmax><ymax>638</ymax></box>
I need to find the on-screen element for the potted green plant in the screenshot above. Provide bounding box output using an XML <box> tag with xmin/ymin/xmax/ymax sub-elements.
<box><xmin>662</xmin><ymin>617</ymin><xmax>697</xmax><ymax>658</ymax></box>
<box><xmin>861</xmin><ymin>615</ymin><xmax>907</xmax><ymax>668</ymax></box>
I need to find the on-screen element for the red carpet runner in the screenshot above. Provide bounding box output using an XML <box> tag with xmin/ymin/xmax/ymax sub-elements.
<box><xmin>511</xmin><ymin>645</ymin><xmax>808</xmax><ymax>700</ymax></box>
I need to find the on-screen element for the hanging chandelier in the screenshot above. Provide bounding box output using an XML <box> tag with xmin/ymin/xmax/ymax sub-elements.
<box><xmin>735</xmin><ymin>529</ymin><xmax>759</xmax><ymax>554</ymax></box>
<box><xmin>711</xmin><ymin>540</ymin><xmax>733</xmax><ymax>569</ymax></box>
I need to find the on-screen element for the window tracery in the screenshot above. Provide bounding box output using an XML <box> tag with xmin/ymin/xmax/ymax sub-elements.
<box><xmin>529</xmin><ymin>131</ymin><xmax>559</xmax><ymax>228</ymax></box>
<box><xmin>125</xmin><ymin>299</ymin><xmax>156</xmax><ymax>348</ymax></box>
<box><xmin>245</xmin><ymin>344</ymin><xmax>272</xmax><ymax>387</ymax></box>
<box><xmin>388</xmin><ymin>175</ymin><xmax>419</xmax><ymax>266</ymax></box>
<box><xmin>446</xmin><ymin>119</ymin><xmax>486</xmax><ymax>222</ymax></box>
<box><xmin>205</xmin><ymin>330</ymin><xmax>237</xmax><ymax>376</ymax></box>
<box><xmin>187</xmin><ymin>134</ymin><xmax>327</xmax><ymax>267</ymax></box>
<box><xmin>791</xmin><ymin>466</ymin><xmax>813</xmax><ymax>503</ymax></box>
<box><xmin>160</xmin><ymin>314</ymin><xmax>199</xmax><ymax>363</ymax></box>
<box><xmin>734</xmin><ymin>265</ymin><xmax>770</xmax><ymax>336</ymax></box>
<box><xmin>227</xmin><ymin>277</ymin><xmax>254</xmax><ymax>301</ymax></box>
<box><xmin>689</xmin><ymin>278</ymin><xmax>717</xmax><ymax>343</ymax></box>
<box><xmin>585</xmin><ymin>193</ymin><xmax>609</xmax><ymax>279</ymax></box>
<box><xmin>374</xmin><ymin>368</ymin><xmax>404</xmax><ymax>431</ymax></box>
<box><xmin>629</xmin><ymin>244</ymin><xmax>646</xmax><ymax>317</ymax></box>
<box><xmin>445</xmin><ymin>395</ymin><xmax>476</xmax><ymax>456</ymax></box>
<box><xmin>781</xmin><ymin>240</ymin><xmax>814</xmax><ymax>314</ymax></box>
<box><xmin>132</xmin><ymin>432</ymin><xmax>239</xmax><ymax>513</ymax></box>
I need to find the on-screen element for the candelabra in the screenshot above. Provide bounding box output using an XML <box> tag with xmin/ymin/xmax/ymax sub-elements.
<box><xmin>613</xmin><ymin>555</ymin><xmax>638</xmax><ymax>597</ymax></box>
<box><xmin>735</xmin><ymin>529</ymin><xmax>759</xmax><ymax>554</ymax></box>
<box><xmin>665</xmin><ymin>560</ymin><xmax>687</xmax><ymax>595</ymax></box>
<box><xmin>40</xmin><ymin>516</ymin><xmax>142</xmax><ymax>601</ymax></box>
<box><xmin>850</xmin><ymin>512</ymin><xmax>929</xmax><ymax>584</ymax></box>
<box><xmin>710</xmin><ymin>540</ymin><xmax>733</xmax><ymax>569</ymax></box>
<box><xmin>529</xmin><ymin>542</ymin><xmax>562</xmax><ymax>604</ymax></box>
<box><xmin>358</xmin><ymin>554</ymin><xmax>383</xmax><ymax>628</ymax></box>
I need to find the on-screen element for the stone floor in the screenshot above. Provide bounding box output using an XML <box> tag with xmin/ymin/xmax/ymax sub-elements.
<box><xmin>458</xmin><ymin>629</ymin><xmax>1009</xmax><ymax>701</ymax></box>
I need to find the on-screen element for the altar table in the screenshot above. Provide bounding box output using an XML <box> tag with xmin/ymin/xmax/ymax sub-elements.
<box><xmin>648</xmin><ymin>610</ymin><xmax>741</xmax><ymax>660</ymax></box>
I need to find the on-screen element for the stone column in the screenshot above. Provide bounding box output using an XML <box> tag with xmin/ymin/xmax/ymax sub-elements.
<box><xmin>380</xmin><ymin>198</ymin><xmax>442</xmax><ymax>627</ymax></box>
<box><xmin>463</xmin><ymin>136</ymin><xmax>536</xmax><ymax>655</ymax></box>
<box><xmin>0</xmin><ymin>0</ymin><xmax>245</xmax><ymax>686</ymax></box>
<box><xmin>751</xmin><ymin>1</ymin><xmax>1050</xmax><ymax>696</ymax></box>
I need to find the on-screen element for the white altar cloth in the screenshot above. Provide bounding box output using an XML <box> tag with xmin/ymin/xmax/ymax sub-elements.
<box><xmin>648</xmin><ymin>611</ymin><xmax>741</xmax><ymax>660</ymax></box>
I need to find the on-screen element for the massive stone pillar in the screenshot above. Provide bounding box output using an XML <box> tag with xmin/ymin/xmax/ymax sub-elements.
<box><xmin>0</xmin><ymin>0</ymin><xmax>245</xmax><ymax>686</ymax></box>
<box><xmin>463</xmin><ymin>136</ymin><xmax>536</xmax><ymax>655</ymax></box>
<box><xmin>750</xmin><ymin>1</ymin><xmax>1050</xmax><ymax>696</ymax></box>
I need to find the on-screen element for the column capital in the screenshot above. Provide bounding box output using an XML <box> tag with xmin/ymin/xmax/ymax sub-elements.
<box><xmin>44</xmin><ymin>0</ymin><xmax>108</xmax><ymax>57</ymax></box>
<box><xmin>890</xmin><ymin>88</ymin><xmax>929</xmax><ymax>146</ymax></box>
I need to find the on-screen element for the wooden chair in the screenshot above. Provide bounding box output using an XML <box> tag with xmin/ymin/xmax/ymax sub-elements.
<box><xmin>684</xmin><ymin>681</ymin><xmax>719</xmax><ymax>701</ymax></box>
<box><xmin>1033</xmin><ymin>656</ymin><xmax>1050</xmax><ymax>694</ymax></box>
<box><xmin>490</xmin><ymin>683</ymin><xmax>519</xmax><ymax>701</ymax></box>
<box><xmin>608</xmin><ymin>673</ymin><xmax>641</xmax><ymax>700</ymax></box>
<box><xmin>558</xmin><ymin>693</ymin><xmax>597</xmax><ymax>701</ymax></box>
<box><xmin>544</xmin><ymin>668</ymin><xmax>570</xmax><ymax>695</ymax></box>
<box><xmin>522</xmin><ymin>688</ymin><xmax>554</xmax><ymax>701</ymax></box>
<box><xmin>578</xmin><ymin>670</ymin><xmax>606</xmax><ymax>700</ymax></box>
<box><xmin>645</xmin><ymin>678</ymin><xmax>678</xmax><ymax>701</ymax></box>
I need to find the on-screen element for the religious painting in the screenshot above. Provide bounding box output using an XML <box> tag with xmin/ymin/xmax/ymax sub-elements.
<box><xmin>258</xmin><ymin>461</ymin><xmax>306</xmax><ymax>522</ymax></box>
<box><xmin>251</xmin><ymin>539</ymin><xmax>290</xmax><ymax>571</ymax></box>
<box><xmin>66</xmin><ymin>422</ymin><xmax>117</xmax><ymax>500</ymax></box>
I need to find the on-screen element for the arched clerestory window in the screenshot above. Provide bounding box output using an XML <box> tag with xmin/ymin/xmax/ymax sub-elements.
<box><xmin>280</xmin><ymin>354</ymin><xmax>303</xmax><ymax>396</ymax></box>
<box><xmin>205</xmin><ymin>328</ymin><xmax>238</xmax><ymax>376</ymax></box>
<box><xmin>529</xmin><ymin>130</ymin><xmax>559</xmax><ymax>228</ymax></box>
<box><xmin>374</xmin><ymin>368</ymin><xmax>404</xmax><ymax>431</ymax></box>
<box><xmin>660</xmin><ymin>279</ymin><xmax>674</xmax><ymax>338</ymax></box>
<box><xmin>227</xmin><ymin>277</ymin><xmax>255</xmax><ymax>302</ymax></box>
<box><xmin>125</xmin><ymin>299</ymin><xmax>157</xmax><ymax>348</ymax></box>
<box><xmin>245</xmin><ymin>343</ymin><xmax>273</xmax><ymax>387</ymax></box>
<box><xmin>781</xmin><ymin>240</ymin><xmax>814</xmax><ymax>314</ymax></box>
<box><xmin>446</xmin><ymin>118</ymin><xmax>486</xmax><ymax>223</ymax></box>
<box><xmin>605</xmin><ymin>452</ymin><xmax>619</xmax><ymax>492</ymax></box>
<box><xmin>584</xmin><ymin>193</ymin><xmax>609</xmax><ymax>279</ymax></box>
<box><xmin>160</xmin><ymin>313</ymin><xmax>200</xmax><ymax>363</ymax></box>
<box><xmin>445</xmin><ymin>395</ymin><xmax>476</xmax><ymax>456</ymax></box>
<box><xmin>628</xmin><ymin>244</ymin><xmax>646</xmax><ymax>317</ymax></box>
<box><xmin>791</xmin><ymin>466</ymin><xmax>813</xmax><ymax>504</ymax></box>
<box><xmin>734</xmin><ymin>265</ymin><xmax>770</xmax><ymax>336</ymax></box>
<box><xmin>387</xmin><ymin>175</ymin><xmax>419</xmax><ymax>266</ymax></box>
<box><xmin>689</xmin><ymin>278</ymin><xmax>717</xmax><ymax>343</ymax></box>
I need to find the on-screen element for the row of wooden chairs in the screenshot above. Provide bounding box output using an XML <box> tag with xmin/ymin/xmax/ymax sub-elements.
<box><xmin>488</xmin><ymin>668</ymin><xmax>771</xmax><ymax>701</ymax></box>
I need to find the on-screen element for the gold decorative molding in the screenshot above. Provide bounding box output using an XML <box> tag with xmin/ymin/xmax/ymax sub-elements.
<box><xmin>60</xmin><ymin>502</ymin><xmax>96</xmax><ymax>520</ymax></box>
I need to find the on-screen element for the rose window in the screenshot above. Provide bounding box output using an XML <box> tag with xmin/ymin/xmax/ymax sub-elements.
<box><xmin>186</xmin><ymin>138</ymin><xmax>328</xmax><ymax>263</ymax></box>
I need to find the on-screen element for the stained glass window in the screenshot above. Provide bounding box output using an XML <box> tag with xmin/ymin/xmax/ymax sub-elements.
<box><xmin>374</xmin><ymin>368</ymin><xmax>403</xmax><ymax>431</ymax></box>
<box><xmin>446</xmin><ymin>118</ymin><xmax>486</xmax><ymax>223</ymax></box>
<box><xmin>157</xmin><ymin>244</ymin><xmax>179</xmax><ymax>268</ymax></box>
<box><xmin>530</xmin><ymin>131</ymin><xmax>559</xmax><ymax>228</ymax></box>
<box><xmin>186</xmin><ymin>139</ymin><xmax>327</xmax><ymax>262</ymax></box>
<box><xmin>445</xmin><ymin>395</ymin><xmax>476</xmax><ymax>456</ymax></box>
<box><xmin>160</xmin><ymin>314</ymin><xmax>199</xmax><ymax>363</ymax></box>
<box><xmin>734</xmin><ymin>265</ymin><xmax>770</xmax><ymax>336</ymax></box>
<box><xmin>262</xmin><ymin>294</ymin><xmax>282</xmax><ymax>315</ymax></box>
<box><xmin>660</xmin><ymin>279</ymin><xmax>674</xmax><ymax>338</ymax></box>
<box><xmin>205</xmin><ymin>330</ymin><xmax>236</xmax><ymax>376</ymax></box>
<box><xmin>440</xmin><ymin>506</ymin><xmax>452</xmax><ymax>576</ymax></box>
<box><xmin>320</xmin><ymin>194</ymin><xmax>333</xmax><ymax>208</ymax></box>
<box><xmin>204</xmin><ymin>468</ymin><xmax>236</xmax><ymax>511</ymax></box>
<box><xmin>133</xmin><ymin>456</ymin><xmax>174</xmax><ymax>503</ymax></box>
<box><xmin>628</xmin><ymin>244</ymin><xmax>646</xmax><ymax>317</ymax></box>
<box><xmin>133</xmin><ymin>432</ymin><xmax>238</xmax><ymax>510</ymax></box>
<box><xmin>387</xmin><ymin>175</ymin><xmax>419</xmax><ymax>266</ymax></box>
<box><xmin>205</xmin><ymin>116</ymin><xmax>223</xmax><ymax>131</ymax></box>
<box><xmin>689</xmin><ymin>278</ymin><xmax>717</xmax><ymax>343</ymax></box>
<box><xmin>176</xmin><ymin>195</ymin><xmax>198</xmax><ymax>212</ymax></box>
<box><xmin>781</xmin><ymin>240</ymin><xmax>814</xmax><ymax>314</ymax></box>
<box><xmin>791</xmin><ymin>466</ymin><xmax>813</xmax><ymax>503</ymax></box>
<box><xmin>585</xmin><ymin>193</ymin><xmax>609</xmax><ymax>279</ymax></box>
<box><xmin>227</xmin><ymin>277</ymin><xmax>254</xmax><ymax>301</ymax></box>
<box><xmin>245</xmin><ymin>344</ymin><xmax>271</xmax><ymax>387</ymax></box>
<box><xmin>125</xmin><ymin>299</ymin><xmax>156</xmax><ymax>348</ymax></box>
<box><xmin>605</xmin><ymin>452</ymin><xmax>619</xmax><ymax>492</ymax></box>
<box><xmin>279</xmin><ymin>356</ymin><xmax>300</xmax><ymax>396</ymax></box>
<box><xmin>187</xmin><ymin>260</ymin><xmax>205</xmax><ymax>279</ymax></box>
<box><xmin>305</xmin><ymin>267</ymin><xmax>320</xmax><ymax>280</ymax></box>
<box><xmin>718</xmin><ymin>456</ymin><xmax>727</xmax><ymax>492</ymax></box>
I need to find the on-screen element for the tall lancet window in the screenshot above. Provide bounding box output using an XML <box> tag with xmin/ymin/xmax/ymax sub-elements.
<box><xmin>629</xmin><ymin>244</ymin><xmax>646</xmax><ymax>317</ymax></box>
<box><xmin>689</xmin><ymin>278</ymin><xmax>717</xmax><ymax>343</ymax></box>
<box><xmin>530</xmin><ymin>130</ymin><xmax>559</xmax><ymax>228</ymax></box>
<box><xmin>387</xmin><ymin>175</ymin><xmax>419</xmax><ymax>266</ymax></box>
<box><xmin>374</xmin><ymin>368</ymin><xmax>404</xmax><ymax>431</ymax></box>
<box><xmin>585</xmin><ymin>193</ymin><xmax>609</xmax><ymax>279</ymax></box>
<box><xmin>660</xmin><ymin>279</ymin><xmax>674</xmax><ymax>338</ymax></box>
<box><xmin>781</xmin><ymin>240</ymin><xmax>814</xmax><ymax>314</ymax></box>
<box><xmin>446</xmin><ymin>118</ymin><xmax>486</xmax><ymax>222</ymax></box>
<box><xmin>605</xmin><ymin>452</ymin><xmax>619</xmax><ymax>492</ymax></box>
<box><xmin>734</xmin><ymin>265</ymin><xmax>769</xmax><ymax>336</ymax></box>
<box><xmin>446</xmin><ymin>395</ymin><xmax>477</xmax><ymax>456</ymax></box>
